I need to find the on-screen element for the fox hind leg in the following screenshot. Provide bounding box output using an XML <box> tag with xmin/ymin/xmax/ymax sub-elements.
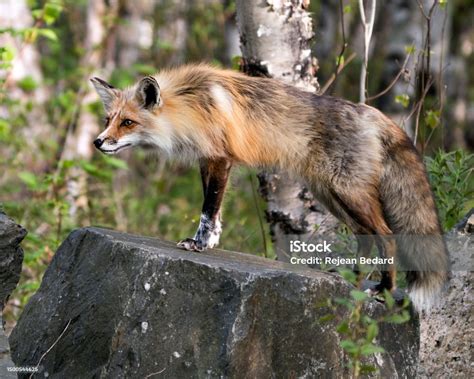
<box><xmin>327</xmin><ymin>188</ymin><xmax>397</xmax><ymax>293</ymax></box>
<box><xmin>373</xmin><ymin>235</ymin><xmax>397</xmax><ymax>293</ymax></box>
<box><xmin>177</xmin><ymin>158</ymin><xmax>232</xmax><ymax>252</ymax></box>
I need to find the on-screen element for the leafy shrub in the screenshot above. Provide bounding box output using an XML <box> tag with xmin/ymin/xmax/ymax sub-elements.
<box><xmin>426</xmin><ymin>149</ymin><xmax>474</xmax><ymax>230</ymax></box>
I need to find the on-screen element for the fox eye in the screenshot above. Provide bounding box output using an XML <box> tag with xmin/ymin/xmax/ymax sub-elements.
<box><xmin>104</xmin><ymin>117</ymin><xmax>110</xmax><ymax>126</ymax></box>
<box><xmin>121</xmin><ymin>119</ymin><xmax>134</xmax><ymax>127</ymax></box>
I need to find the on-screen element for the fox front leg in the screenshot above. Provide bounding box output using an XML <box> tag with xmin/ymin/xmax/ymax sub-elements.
<box><xmin>177</xmin><ymin>158</ymin><xmax>232</xmax><ymax>252</ymax></box>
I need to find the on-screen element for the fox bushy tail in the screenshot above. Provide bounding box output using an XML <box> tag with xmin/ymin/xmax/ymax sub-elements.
<box><xmin>380</xmin><ymin>139</ymin><xmax>450</xmax><ymax>312</ymax></box>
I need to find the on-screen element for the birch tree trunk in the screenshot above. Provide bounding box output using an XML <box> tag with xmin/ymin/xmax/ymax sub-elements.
<box><xmin>235</xmin><ymin>0</ymin><xmax>339</xmax><ymax>261</ymax></box>
<box><xmin>62</xmin><ymin>0</ymin><xmax>119</xmax><ymax>220</ymax></box>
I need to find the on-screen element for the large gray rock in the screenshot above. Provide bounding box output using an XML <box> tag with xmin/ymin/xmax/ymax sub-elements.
<box><xmin>0</xmin><ymin>212</ymin><xmax>26</xmax><ymax>379</ymax></box>
<box><xmin>0</xmin><ymin>212</ymin><xmax>26</xmax><ymax>310</ymax></box>
<box><xmin>10</xmin><ymin>227</ymin><xmax>419</xmax><ymax>378</ymax></box>
<box><xmin>419</xmin><ymin>210</ymin><xmax>474</xmax><ymax>378</ymax></box>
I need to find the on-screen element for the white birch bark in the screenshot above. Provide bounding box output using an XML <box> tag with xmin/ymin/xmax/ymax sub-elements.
<box><xmin>235</xmin><ymin>0</ymin><xmax>339</xmax><ymax>261</ymax></box>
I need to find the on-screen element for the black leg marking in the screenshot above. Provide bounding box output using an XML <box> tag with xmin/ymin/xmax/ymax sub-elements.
<box><xmin>178</xmin><ymin>158</ymin><xmax>232</xmax><ymax>251</ymax></box>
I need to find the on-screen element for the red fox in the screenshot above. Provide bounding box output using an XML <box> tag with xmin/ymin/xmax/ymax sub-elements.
<box><xmin>91</xmin><ymin>63</ymin><xmax>449</xmax><ymax>311</ymax></box>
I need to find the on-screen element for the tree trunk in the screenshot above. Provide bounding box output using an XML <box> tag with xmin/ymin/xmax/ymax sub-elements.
<box><xmin>235</xmin><ymin>0</ymin><xmax>339</xmax><ymax>261</ymax></box>
<box><xmin>62</xmin><ymin>0</ymin><xmax>119</xmax><ymax>220</ymax></box>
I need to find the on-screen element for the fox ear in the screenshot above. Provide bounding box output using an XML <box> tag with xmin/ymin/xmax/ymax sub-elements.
<box><xmin>90</xmin><ymin>77</ymin><xmax>117</xmax><ymax>111</ymax></box>
<box><xmin>136</xmin><ymin>76</ymin><xmax>160</xmax><ymax>110</ymax></box>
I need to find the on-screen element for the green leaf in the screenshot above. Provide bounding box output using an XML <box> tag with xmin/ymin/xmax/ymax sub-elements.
<box><xmin>18</xmin><ymin>281</ymin><xmax>40</xmax><ymax>292</ymax></box>
<box><xmin>38</xmin><ymin>28</ymin><xmax>58</xmax><ymax>41</ymax></box>
<box><xmin>104</xmin><ymin>156</ymin><xmax>128</xmax><ymax>170</ymax></box>
<box><xmin>385</xmin><ymin>310</ymin><xmax>410</xmax><ymax>324</ymax></box>
<box><xmin>338</xmin><ymin>268</ymin><xmax>357</xmax><ymax>284</ymax></box>
<box><xmin>60</xmin><ymin>159</ymin><xmax>75</xmax><ymax>169</ymax></box>
<box><xmin>43</xmin><ymin>2</ymin><xmax>63</xmax><ymax>25</ymax></box>
<box><xmin>334</xmin><ymin>297</ymin><xmax>353</xmax><ymax>309</ymax></box>
<box><xmin>18</xmin><ymin>171</ymin><xmax>39</xmax><ymax>190</ymax></box>
<box><xmin>425</xmin><ymin>109</ymin><xmax>440</xmax><ymax>129</ymax></box>
<box><xmin>31</xmin><ymin>9</ymin><xmax>43</xmax><ymax>20</ymax></box>
<box><xmin>350</xmin><ymin>290</ymin><xmax>368</xmax><ymax>302</ymax></box>
<box><xmin>231</xmin><ymin>55</ymin><xmax>242</xmax><ymax>71</ymax></box>
<box><xmin>23</xmin><ymin>27</ymin><xmax>38</xmax><ymax>43</ymax></box>
<box><xmin>395</xmin><ymin>94</ymin><xmax>410</xmax><ymax>108</ymax></box>
<box><xmin>366</xmin><ymin>323</ymin><xmax>379</xmax><ymax>341</ymax></box>
<box><xmin>336</xmin><ymin>54</ymin><xmax>345</xmax><ymax>66</ymax></box>
<box><xmin>18</xmin><ymin>76</ymin><xmax>38</xmax><ymax>92</ymax></box>
<box><xmin>0</xmin><ymin>45</ymin><xmax>15</xmax><ymax>62</ymax></box>
<box><xmin>383</xmin><ymin>289</ymin><xmax>395</xmax><ymax>310</ymax></box>
<box><xmin>360</xmin><ymin>364</ymin><xmax>378</xmax><ymax>374</ymax></box>
<box><xmin>336</xmin><ymin>321</ymin><xmax>349</xmax><ymax>334</ymax></box>
<box><xmin>405</xmin><ymin>44</ymin><xmax>416</xmax><ymax>54</ymax></box>
<box><xmin>340</xmin><ymin>340</ymin><xmax>358</xmax><ymax>354</ymax></box>
<box><xmin>360</xmin><ymin>343</ymin><xmax>385</xmax><ymax>356</ymax></box>
<box><xmin>0</xmin><ymin>118</ymin><xmax>11</xmax><ymax>141</ymax></box>
<box><xmin>81</xmin><ymin>161</ymin><xmax>111</xmax><ymax>180</ymax></box>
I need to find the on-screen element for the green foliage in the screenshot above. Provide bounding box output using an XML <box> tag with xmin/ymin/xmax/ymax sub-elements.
<box><xmin>320</xmin><ymin>272</ymin><xmax>411</xmax><ymax>378</ymax></box>
<box><xmin>426</xmin><ymin>149</ymin><xmax>474</xmax><ymax>230</ymax></box>
<box><xmin>424</xmin><ymin>109</ymin><xmax>441</xmax><ymax>129</ymax></box>
<box><xmin>404</xmin><ymin>44</ymin><xmax>416</xmax><ymax>54</ymax></box>
<box><xmin>17</xmin><ymin>76</ymin><xmax>38</xmax><ymax>92</ymax></box>
<box><xmin>395</xmin><ymin>94</ymin><xmax>410</xmax><ymax>108</ymax></box>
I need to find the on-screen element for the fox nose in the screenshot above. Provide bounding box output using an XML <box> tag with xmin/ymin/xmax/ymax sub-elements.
<box><xmin>93</xmin><ymin>138</ymin><xmax>104</xmax><ymax>148</ymax></box>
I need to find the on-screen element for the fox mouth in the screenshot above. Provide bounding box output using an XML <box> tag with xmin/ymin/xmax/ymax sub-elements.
<box><xmin>99</xmin><ymin>143</ymin><xmax>132</xmax><ymax>154</ymax></box>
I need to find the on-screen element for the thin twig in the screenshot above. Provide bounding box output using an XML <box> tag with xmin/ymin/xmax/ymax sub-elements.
<box><xmin>436</xmin><ymin>2</ymin><xmax>448</xmax><ymax>149</ymax></box>
<box><xmin>415</xmin><ymin>0</ymin><xmax>429</xmax><ymax>20</ymax></box>
<box><xmin>358</xmin><ymin>0</ymin><xmax>377</xmax><ymax>103</ymax></box>
<box><xmin>414</xmin><ymin>0</ymin><xmax>438</xmax><ymax>150</ymax></box>
<box><xmin>320</xmin><ymin>53</ymin><xmax>356</xmax><ymax>95</ymax></box>
<box><xmin>413</xmin><ymin>78</ymin><xmax>435</xmax><ymax>144</ymax></box>
<box><xmin>404</xmin><ymin>77</ymin><xmax>434</xmax><ymax>121</ymax></box>
<box><xmin>30</xmin><ymin>319</ymin><xmax>72</xmax><ymax>378</ymax></box>
<box><xmin>366</xmin><ymin>53</ymin><xmax>412</xmax><ymax>102</ymax></box>
<box><xmin>325</xmin><ymin>0</ymin><xmax>348</xmax><ymax>95</ymax></box>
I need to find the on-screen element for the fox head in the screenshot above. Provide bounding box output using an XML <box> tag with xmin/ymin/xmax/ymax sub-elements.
<box><xmin>90</xmin><ymin>76</ymin><xmax>166</xmax><ymax>155</ymax></box>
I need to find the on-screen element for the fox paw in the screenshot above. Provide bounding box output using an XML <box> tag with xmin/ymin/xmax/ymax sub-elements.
<box><xmin>177</xmin><ymin>238</ymin><xmax>205</xmax><ymax>252</ymax></box>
